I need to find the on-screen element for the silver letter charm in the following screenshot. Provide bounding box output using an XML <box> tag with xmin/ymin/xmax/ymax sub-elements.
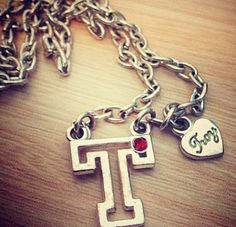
<box><xmin>69</xmin><ymin>135</ymin><xmax>155</xmax><ymax>227</ymax></box>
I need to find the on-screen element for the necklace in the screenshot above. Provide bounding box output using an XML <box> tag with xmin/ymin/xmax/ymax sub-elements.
<box><xmin>0</xmin><ymin>1</ymin><xmax>224</xmax><ymax>226</ymax></box>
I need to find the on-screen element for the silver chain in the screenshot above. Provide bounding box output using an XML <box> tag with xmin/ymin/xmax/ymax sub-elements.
<box><xmin>0</xmin><ymin>0</ymin><xmax>208</xmax><ymax>138</ymax></box>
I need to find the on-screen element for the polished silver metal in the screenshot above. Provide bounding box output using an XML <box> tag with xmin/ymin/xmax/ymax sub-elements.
<box><xmin>130</xmin><ymin>120</ymin><xmax>151</xmax><ymax>136</ymax></box>
<box><xmin>67</xmin><ymin>124</ymin><xmax>91</xmax><ymax>141</ymax></box>
<box><xmin>0</xmin><ymin>0</ymin><xmax>208</xmax><ymax>123</ymax></box>
<box><xmin>0</xmin><ymin>1</ymin><xmax>40</xmax><ymax>90</ymax></box>
<box><xmin>172</xmin><ymin>118</ymin><xmax>224</xmax><ymax>160</ymax></box>
<box><xmin>74</xmin><ymin>112</ymin><xmax>95</xmax><ymax>131</ymax></box>
<box><xmin>69</xmin><ymin>134</ymin><xmax>155</xmax><ymax>227</ymax></box>
<box><xmin>130</xmin><ymin>108</ymin><xmax>155</xmax><ymax>135</ymax></box>
<box><xmin>1</xmin><ymin>1</ymin><xmax>223</xmax><ymax>226</ymax></box>
<box><xmin>0</xmin><ymin>0</ymin><xmax>222</xmax><ymax>153</ymax></box>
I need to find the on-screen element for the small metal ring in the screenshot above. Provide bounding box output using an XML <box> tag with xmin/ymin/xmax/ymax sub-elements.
<box><xmin>160</xmin><ymin>106</ymin><xmax>176</xmax><ymax>130</ymax></box>
<box><xmin>130</xmin><ymin>120</ymin><xmax>151</xmax><ymax>136</ymax></box>
<box><xmin>188</xmin><ymin>71</ymin><xmax>203</xmax><ymax>88</ymax></box>
<box><xmin>164</xmin><ymin>102</ymin><xmax>186</xmax><ymax>119</ymax></box>
<box><xmin>92</xmin><ymin>107</ymin><xmax>112</xmax><ymax>120</ymax></box>
<box><xmin>120</xmin><ymin>102</ymin><xmax>136</xmax><ymax>119</ymax></box>
<box><xmin>190</xmin><ymin>86</ymin><xmax>206</xmax><ymax>116</ymax></box>
<box><xmin>87</xmin><ymin>20</ymin><xmax>106</xmax><ymax>39</ymax></box>
<box><xmin>191</xmin><ymin>100</ymin><xmax>205</xmax><ymax>116</ymax></box>
<box><xmin>132</xmin><ymin>94</ymin><xmax>152</xmax><ymax>113</ymax></box>
<box><xmin>136</xmin><ymin>108</ymin><xmax>156</xmax><ymax>124</ymax></box>
<box><xmin>74</xmin><ymin>112</ymin><xmax>95</xmax><ymax>131</ymax></box>
<box><xmin>67</xmin><ymin>125</ymin><xmax>91</xmax><ymax>141</ymax></box>
<box><xmin>141</xmin><ymin>85</ymin><xmax>161</xmax><ymax>103</ymax></box>
<box><xmin>103</xmin><ymin>106</ymin><xmax>126</xmax><ymax>124</ymax></box>
<box><xmin>171</xmin><ymin>117</ymin><xmax>192</xmax><ymax>137</ymax></box>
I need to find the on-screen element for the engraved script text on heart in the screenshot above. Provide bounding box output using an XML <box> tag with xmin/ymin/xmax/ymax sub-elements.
<box><xmin>189</xmin><ymin>127</ymin><xmax>219</xmax><ymax>154</ymax></box>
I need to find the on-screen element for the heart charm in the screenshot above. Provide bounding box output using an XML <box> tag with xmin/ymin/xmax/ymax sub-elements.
<box><xmin>174</xmin><ymin>118</ymin><xmax>224</xmax><ymax>160</ymax></box>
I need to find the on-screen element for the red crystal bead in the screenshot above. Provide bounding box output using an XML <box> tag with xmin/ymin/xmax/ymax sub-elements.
<box><xmin>133</xmin><ymin>137</ymin><xmax>148</xmax><ymax>152</ymax></box>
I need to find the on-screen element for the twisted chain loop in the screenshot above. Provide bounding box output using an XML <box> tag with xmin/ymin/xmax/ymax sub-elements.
<box><xmin>1</xmin><ymin>0</ymin><xmax>208</xmax><ymax>134</ymax></box>
<box><xmin>0</xmin><ymin>0</ymin><xmax>40</xmax><ymax>90</ymax></box>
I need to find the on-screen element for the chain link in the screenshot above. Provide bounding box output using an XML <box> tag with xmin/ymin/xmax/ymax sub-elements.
<box><xmin>0</xmin><ymin>0</ymin><xmax>40</xmax><ymax>90</ymax></box>
<box><xmin>0</xmin><ymin>0</ymin><xmax>208</xmax><ymax>132</ymax></box>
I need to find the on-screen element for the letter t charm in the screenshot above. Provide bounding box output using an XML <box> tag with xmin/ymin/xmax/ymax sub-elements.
<box><xmin>69</xmin><ymin>135</ymin><xmax>155</xmax><ymax>227</ymax></box>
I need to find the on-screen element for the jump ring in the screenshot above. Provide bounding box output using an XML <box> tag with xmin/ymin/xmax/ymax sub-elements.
<box><xmin>67</xmin><ymin>125</ymin><xmax>91</xmax><ymax>141</ymax></box>
<box><xmin>74</xmin><ymin>112</ymin><xmax>95</xmax><ymax>131</ymax></box>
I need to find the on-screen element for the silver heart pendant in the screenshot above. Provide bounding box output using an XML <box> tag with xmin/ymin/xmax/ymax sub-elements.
<box><xmin>173</xmin><ymin>118</ymin><xmax>224</xmax><ymax>160</ymax></box>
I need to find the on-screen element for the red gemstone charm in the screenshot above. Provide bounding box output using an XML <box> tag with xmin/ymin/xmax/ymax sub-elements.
<box><xmin>132</xmin><ymin>137</ymin><xmax>148</xmax><ymax>153</ymax></box>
